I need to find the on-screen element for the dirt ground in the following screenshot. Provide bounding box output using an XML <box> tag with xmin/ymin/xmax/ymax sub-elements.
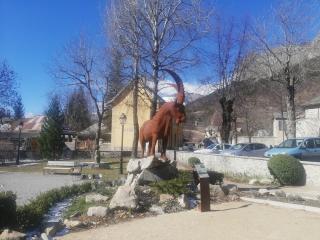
<box><xmin>58</xmin><ymin>201</ymin><xmax>320</xmax><ymax>240</ymax></box>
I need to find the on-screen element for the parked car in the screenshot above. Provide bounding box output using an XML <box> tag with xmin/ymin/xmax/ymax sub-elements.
<box><xmin>221</xmin><ymin>143</ymin><xmax>269</xmax><ymax>157</ymax></box>
<box><xmin>181</xmin><ymin>142</ymin><xmax>195</xmax><ymax>151</ymax></box>
<box><xmin>194</xmin><ymin>144</ymin><xmax>231</xmax><ymax>154</ymax></box>
<box><xmin>264</xmin><ymin>137</ymin><xmax>320</xmax><ymax>161</ymax></box>
<box><xmin>199</xmin><ymin>138</ymin><xmax>218</xmax><ymax>148</ymax></box>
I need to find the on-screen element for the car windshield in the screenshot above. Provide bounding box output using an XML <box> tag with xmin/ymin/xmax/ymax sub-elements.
<box><xmin>278</xmin><ymin>139</ymin><xmax>303</xmax><ymax>148</ymax></box>
<box><xmin>206</xmin><ymin>144</ymin><xmax>215</xmax><ymax>149</ymax></box>
<box><xmin>230</xmin><ymin>144</ymin><xmax>246</xmax><ymax>150</ymax></box>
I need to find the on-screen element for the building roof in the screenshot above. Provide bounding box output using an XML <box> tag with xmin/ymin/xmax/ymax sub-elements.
<box><xmin>303</xmin><ymin>96</ymin><xmax>320</xmax><ymax>109</ymax></box>
<box><xmin>13</xmin><ymin>115</ymin><xmax>45</xmax><ymax>132</ymax></box>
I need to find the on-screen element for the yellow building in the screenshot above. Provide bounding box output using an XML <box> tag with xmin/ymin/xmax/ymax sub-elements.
<box><xmin>109</xmin><ymin>82</ymin><xmax>183</xmax><ymax>152</ymax></box>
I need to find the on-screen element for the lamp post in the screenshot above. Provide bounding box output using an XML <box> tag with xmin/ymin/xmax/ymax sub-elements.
<box><xmin>16</xmin><ymin>121</ymin><xmax>23</xmax><ymax>165</ymax></box>
<box><xmin>119</xmin><ymin>113</ymin><xmax>127</xmax><ymax>174</ymax></box>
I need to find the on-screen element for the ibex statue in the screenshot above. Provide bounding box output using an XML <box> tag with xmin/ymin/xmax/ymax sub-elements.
<box><xmin>139</xmin><ymin>69</ymin><xmax>186</xmax><ymax>160</ymax></box>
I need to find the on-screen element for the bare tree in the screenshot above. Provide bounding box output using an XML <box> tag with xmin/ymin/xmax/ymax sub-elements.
<box><xmin>251</xmin><ymin>0</ymin><xmax>320</xmax><ymax>139</ymax></box>
<box><xmin>108</xmin><ymin>0</ymin><xmax>145</xmax><ymax>157</ymax></box>
<box><xmin>139</xmin><ymin>0</ymin><xmax>210</xmax><ymax>118</ymax></box>
<box><xmin>209</xmin><ymin>16</ymin><xmax>252</xmax><ymax>143</ymax></box>
<box><xmin>52</xmin><ymin>36</ymin><xmax>109</xmax><ymax>163</ymax></box>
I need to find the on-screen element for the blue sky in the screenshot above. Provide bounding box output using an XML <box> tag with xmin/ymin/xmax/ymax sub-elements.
<box><xmin>0</xmin><ymin>0</ymin><xmax>289</xmax><ymax>115</ymax></box>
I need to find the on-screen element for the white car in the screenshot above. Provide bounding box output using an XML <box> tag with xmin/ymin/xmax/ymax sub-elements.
<box><xmin>194</xmin><ymin>144</ymin><xmax>232</xmax><ymax>154</ymax></box>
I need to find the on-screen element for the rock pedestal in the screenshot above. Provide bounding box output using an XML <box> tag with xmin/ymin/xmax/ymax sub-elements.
<box><xmin>125</xmin><ymin>156</ymin><xmax>178</xmax><ymax>188</ymax></box>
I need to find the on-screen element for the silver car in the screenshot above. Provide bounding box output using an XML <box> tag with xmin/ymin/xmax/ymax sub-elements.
<box><xmin>221</xmin><ymin>143</ymin><xmax>269</xmax><ymax>157</ymax></box>
<box><xmin>194</xmin><ymin>144</ymin><xmax>231</xmax><ymax>154</ymax></box>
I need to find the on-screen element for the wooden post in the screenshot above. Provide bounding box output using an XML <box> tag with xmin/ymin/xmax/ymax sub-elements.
<box><xmin>195</xmin><ymin>164</ymin><xmax>210</xmax><ymax>212</ymax></box>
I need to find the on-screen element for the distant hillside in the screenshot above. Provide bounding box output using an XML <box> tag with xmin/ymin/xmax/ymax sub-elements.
<box><xmin>184</xmin><ymin>53</ymin><xmax>320</xmax><ymax>142</ymax></box>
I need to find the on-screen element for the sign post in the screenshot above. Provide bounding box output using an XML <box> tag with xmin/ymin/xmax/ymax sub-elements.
<box><xmin>195</xmin><ymin>164</ymin><xmax>210</xmax><ymax>212</ymax></box>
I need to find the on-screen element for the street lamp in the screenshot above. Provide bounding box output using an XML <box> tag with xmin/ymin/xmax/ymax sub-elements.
<box><xmin>16</xmin><ymin>121</ymin><xmax>23</xmax><ymax>165</ymax></box>
<box><xmin>119</xmin><ymin>113</ymin><xmax>127</xmax><ymax>174</ymax></box>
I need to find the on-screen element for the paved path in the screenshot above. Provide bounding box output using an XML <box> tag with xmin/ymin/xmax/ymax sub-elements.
<box><xmin>0</xmin><ymin>172</ymin><xmax>82</xmax><ymax>205</ymax></box>
<box><xmin>59</xmin><ymin>201</ymin><xmax>320</xmax><ymax>240</ymax></box>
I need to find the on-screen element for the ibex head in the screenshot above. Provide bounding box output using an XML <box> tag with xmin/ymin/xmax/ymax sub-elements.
<box><xmin>162</xmin><ymin>69</ymin><xmax>186</xmax><ymax>124</ymax></box>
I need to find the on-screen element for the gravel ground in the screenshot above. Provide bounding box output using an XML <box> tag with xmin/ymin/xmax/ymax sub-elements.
<box><xmin>58</xmin><ymin>201</ymin><xmax>320</xmax><ymax>240</ymax></box>
<box><xmin>0</xmin><ymin>172</ymin><xmax>83</xmax><ymax>205</ymax></box>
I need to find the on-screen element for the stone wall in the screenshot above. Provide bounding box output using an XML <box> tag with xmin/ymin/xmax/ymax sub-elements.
<box><xmin>167</xmin><ymin>150</ymin><xmax>320</xmax><ymax>187</ymax></box>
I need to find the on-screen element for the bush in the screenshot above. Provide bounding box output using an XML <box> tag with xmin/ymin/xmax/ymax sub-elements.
<box><xmin>0</xmin><ymin>191</ymin><xmax>17</xmax><ymax>230</ymax></box>
<box><xmin>151</xmin><ymin>171</ymin><xmax>193</xmax><ymax>197</ymax></box>
<box><xmin>188</xmin><ymin>157</ymin><xmax>201</xmax><ymax>167</ymax></box>
<box><xmin>268</xmin><ymin>154</ymin><xmax>306</xmax><ymax>186</ymax></box>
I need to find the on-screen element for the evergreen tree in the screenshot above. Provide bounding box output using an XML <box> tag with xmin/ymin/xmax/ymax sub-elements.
<box><xmin>64</xmin><ymin>87</ymin><xmax>91</xmax><ymax>132</ymax></box>
<box><xmin>38</xmin><ymin>95</ymin><xmax>65</xmax><ymax>160</ymax></box>
<box><xmin>13</xmin><ymin>95</ymin><xmax>25</xmax><ymax>119</ymax></box>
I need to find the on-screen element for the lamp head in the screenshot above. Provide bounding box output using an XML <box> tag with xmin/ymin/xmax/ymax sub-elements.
<box><xmin>119</xmin><ymin>113</ymin><xmax>127</xmax><ymax>125</ymax></box>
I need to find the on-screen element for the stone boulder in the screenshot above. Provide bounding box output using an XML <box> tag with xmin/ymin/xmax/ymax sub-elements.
<box><xmin>40</xmin><ymin>233</ymin><xmax>52</xmax><ymax>240</ymax></box>
<box><xmin>249</xmin><ymin>179</ymin><xmax>259</xmax><ymax>185</ymax></box>
<box><xmin>44</xmin><ymin>221</ymin><xmax>64</xmax><ymax>237</ymax></box>
<box><xmin>126</xmin><ymin>159</ymin><xmax>141</xmax><ymax>173</ymax></box>
<box><xmin>85</xmin><ymin>193</ymin><xmax>109</xmax><ymax>203</ymax></box>
<box><xmin>258</xmin><ymin>188</ymin><xmax>270</xmax><ymax>196</ymax></box>
<box><xmin>159</xmin><ymin>194</ymin><xmax>175</xmax><ymax>203</ymax></box>
<box><xmin>125</xmin><ymin>157</ymin><xmax>178</xmax><ymax>187</ymax></box>
<box><xmin>87</xmin><ymin>206</ymin><xmax>108</xmax><ymax>217</ymax></box>
<box><xmin>260</xmin><ymin>178</ymin><xmax>273</xmax><ymax>185</ymax></box>
<box><xmin>209</xmin><ymin>184</ymin><xmax>226</xmax><ymax>200</ymax></box>
<box><xmin>274</xmin><ymin>190</ymin><xmax>286</xmax><ymax>198</ymax></box>
<box><xmin>0</xmin><ymin>229</ymin><xmax>26</xmax><ymax>240</ymax></box>
<box><xmin>63</xmin><ymin>219</ymin><xmax>83</xmax><ymax>229</ymax></box>
<box><xmin>109</xmin><ymin>186</ymin><xmax>137</xmax><ymax>209</ymax></box>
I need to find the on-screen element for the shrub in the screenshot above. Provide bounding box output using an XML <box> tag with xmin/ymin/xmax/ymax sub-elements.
<box><xmin>268</xmin><ymin>154</ymin><xmax>306</xmax><ymax>186</ymax></box>
<box><xmin>188</xmin><ymin>157</ymin><xmax>201</xmax><ymax>167</ymax></box>
<box><xmin>193</xmin><ymin>170</ymin><xmax>224</xmax><ymax>185</ymax></box>
<box><xmin>151</xmin><ymin>171</ymin><xmax>193</xmax><ymax>197</ymax></box>
<box><xmin>0</xmin><ymin>191</ymin><xmax>17</xmax><ymax>230</ymax></box>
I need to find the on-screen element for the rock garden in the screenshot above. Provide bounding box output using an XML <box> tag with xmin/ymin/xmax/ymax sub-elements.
<box><xmin>0</xmin><ymin>156</ymin><xmax>242</xmax><ymax>240</ymax></box>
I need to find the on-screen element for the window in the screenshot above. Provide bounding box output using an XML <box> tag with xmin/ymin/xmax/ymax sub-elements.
<box><xmin>278</xmin><ymin>139</ymin><xmax>304</xmax><ymax>148</ymax></box>
<box><xmin>305</xmin><ymin>139</ymin><xmax>315</xmax><ymax>149</ymax></box>
<box><xmin>244</xmin><ymin>144</ymin><xmax>254</xmax><ymax>151</ymax></box>
<box><xmin>314</xmin><ymin>139</ymin><xmax>320</xmax><ymax>148</ymax></box>
<box><xmin>278</xmin><ymin>120</ymin><xmax>287</xmax><ymax>131</ymax></box>
<box><xmin>255</xmin><ymin>144</ymin><xmax>266</xmax><ymax>150</ymax></box>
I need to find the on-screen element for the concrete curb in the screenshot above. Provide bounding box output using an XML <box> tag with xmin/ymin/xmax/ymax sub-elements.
<box><xmin>241</xmin><ymin>197</ymin><xmax>320</xmax><ymax>214</ymax></box>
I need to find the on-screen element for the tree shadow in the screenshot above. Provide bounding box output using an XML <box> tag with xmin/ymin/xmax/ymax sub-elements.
<box><xmin>210</xmin><ymin>203</ymin><xmax>252</xmax><ymax>212</ymax></box>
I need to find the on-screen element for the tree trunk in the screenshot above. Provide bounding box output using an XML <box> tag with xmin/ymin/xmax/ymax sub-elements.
<box><xmin>150</xmin><ymin>63</ymin><xmax>159</xmax><ymax>118</ymax></box>
<box><xmin>245</xmin><ymin>112</ymin><xmax>252</xmax><ymax>143</ymax></box>
<box><xmin>285</xmin><ymin>65</ymin><xmax>296</xmax><ymax>139</ymax></box>
<box><xmin>286</xmin><ymin>81</ymin><xmax>296</xmax><ymax>139</ymax></box>
<box><xmin>219</xmin><ymin>97</ymin><xmax>234</xmax><ymax>143</ymax></box>
<box><xmin>95</xmin><ymin>118</ymin><xmax>102</xmax><ymax>164</ymax></box>
<box><xmin>132</xmin><ymin>76</ymin><xmax>139</xmax><ymax>158</ymax></box>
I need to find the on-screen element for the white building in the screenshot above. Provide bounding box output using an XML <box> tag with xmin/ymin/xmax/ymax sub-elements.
<box><xmin>296</xmin><ymin>96</ymin><xmax>320</xmax><ymax>137</ymax></box>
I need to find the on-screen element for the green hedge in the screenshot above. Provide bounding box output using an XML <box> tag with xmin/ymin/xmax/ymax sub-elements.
<box><xmin>0</xmin><ymin>182</ymin><xmax>93</xmax><ymax>231</ymax></box>
<box><xmin>0</xmin><ymin>191</ymin><xmax>17</xmax><ymax>230</ymax></box>
<box><xmin>17</xmin><ymin>182</ymin><xmax>92</xmax><ymax>230</ymax></box>
<box><xmin>268</xmin><ymin>154</ymin><xmax>306</xmax><ymax>186</ymax></box>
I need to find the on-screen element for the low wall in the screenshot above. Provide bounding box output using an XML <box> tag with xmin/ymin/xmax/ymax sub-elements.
<box><xmin>167</xmin><ymin>150</ymin><xmax>320</xmax><ymax>187</ymax></box>
<box><xmin>232</xmin><ymin>136</ymin><xmax>282</xmax><ymax>147</ymax></box>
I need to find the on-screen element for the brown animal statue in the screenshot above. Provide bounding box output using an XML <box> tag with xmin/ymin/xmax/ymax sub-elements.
<box><xmin>139</xmin><ymin>69</ymin><xmax>186</xmax><ymax>160</ymax></box>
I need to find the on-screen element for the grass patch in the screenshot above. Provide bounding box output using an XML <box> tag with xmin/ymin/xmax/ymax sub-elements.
<box><xmin>223</xmin><ymin>172</ymin><xmax>273</xmax><ymax>185</ymax></box>
<box><xmin>63</xmin><ymin>197</ymin><xmax>93</xmax><ymax>218</ymax></box>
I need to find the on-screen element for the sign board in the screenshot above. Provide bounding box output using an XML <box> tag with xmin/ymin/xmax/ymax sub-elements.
<box><xmin>195</xmin><ymin>164</ymin><xmax>209</xmax><ymax>178</ymax></box>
